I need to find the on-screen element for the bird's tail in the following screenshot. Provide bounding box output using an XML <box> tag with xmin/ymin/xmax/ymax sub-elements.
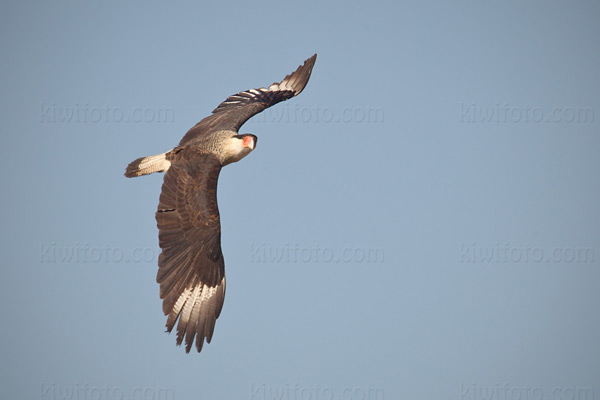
<box><xmin>124</xmin><ymin>152</ymin><xmax>171</xmax><ymax>178</ymax></box>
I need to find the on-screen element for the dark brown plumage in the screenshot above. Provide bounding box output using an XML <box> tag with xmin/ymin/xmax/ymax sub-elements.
<box><xmin>125</xmin><ymin>54</ymin><xmax>317</xmax><ymax>352</ymax></box>
<box><xmin>179</xmin><ymin>54</ymin><xmax>317</xmax><ymax>145</ymax></box>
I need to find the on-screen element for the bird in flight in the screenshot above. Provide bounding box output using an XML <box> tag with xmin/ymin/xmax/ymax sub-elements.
<box><xmin>125</xmin><ymin>54</ymin><xmax>317</xmax><ymax>353</ymax></box>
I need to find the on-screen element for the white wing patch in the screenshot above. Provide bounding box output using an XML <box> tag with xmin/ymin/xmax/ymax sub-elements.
<box><xmin>170</xmin><ymin>281</ymin><xmax>221</xmax><ymax>325</ymax></box>
<box><xmin>219</xmin><ymin>86</ymin><xmax>278</xmax><ymax>108</ymax></box>
<box><xmin>167</xmin><ymin>277</ymin><xmax>226</xmax><ymax>351</ymax></box>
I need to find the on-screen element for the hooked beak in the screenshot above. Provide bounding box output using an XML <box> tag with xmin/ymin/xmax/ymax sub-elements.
<box><xmin>242</xmin><ymin>136</ymin><xmax>255</xmax><ymax>150</ymax></box>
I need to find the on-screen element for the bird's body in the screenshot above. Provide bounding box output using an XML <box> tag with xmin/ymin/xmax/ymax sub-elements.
<box><xmin>125</xmin><ymin>54</ymin><xmax>316</xmax><ymax>353</ymax></box>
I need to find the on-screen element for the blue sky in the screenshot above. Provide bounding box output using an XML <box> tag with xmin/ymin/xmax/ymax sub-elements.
<box><xmin>2</xmin><ymin>1</ymin><xmax>599</xmax><ymax>399</ymax></box>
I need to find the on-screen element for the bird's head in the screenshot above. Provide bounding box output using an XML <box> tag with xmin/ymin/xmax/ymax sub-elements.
<box><xmin>240</xmin><ymin>133</ymin><xmax>257</xmax><ymax>151</ymax></box>
<box><xmin>223</xmin><ymin>133</ymin><xmax>258</xmax><ymax>165</ymax></box>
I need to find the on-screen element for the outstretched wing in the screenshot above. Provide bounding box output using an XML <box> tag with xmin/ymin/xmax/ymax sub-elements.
<box><xmin>179</xmin><ymin>54</ymin><xmax>317</xmax><ymax>145</ymax></box>
<box><xmin>155</xmin><ymin>148</ymin><xmax>225</xmax><ymax>353</ymax></box>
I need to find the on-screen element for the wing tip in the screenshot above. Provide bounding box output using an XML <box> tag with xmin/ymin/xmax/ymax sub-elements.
<box><xmin>282</xmin><ymin>53</ymin><xmax>318</xmax><ymax>95</ymax></box>
<box><xmin>162</xmin><ymin>276</ymin><xmax>226</xmax><ymax>354</ymax></box>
